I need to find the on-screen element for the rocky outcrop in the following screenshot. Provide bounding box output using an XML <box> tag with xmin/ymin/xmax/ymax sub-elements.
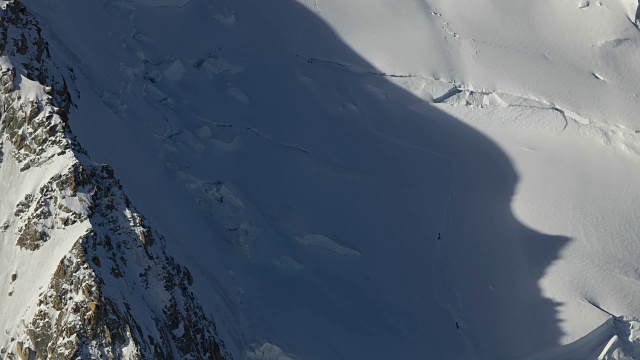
<box><xmin>20</xmin><ymin>162</ymin><xmax>228</xmax><ymax>360</ymax></box>
<box><xmin>0</xmin><ymin>0</ymin><xmax>71</xmax><ymax>112</ymax></box>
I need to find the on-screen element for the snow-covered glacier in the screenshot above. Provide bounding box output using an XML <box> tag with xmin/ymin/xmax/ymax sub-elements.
<box><xmin>1</xmin><ymin>0</ymin><xmax>640</xmax><ymax>359</ymax></box>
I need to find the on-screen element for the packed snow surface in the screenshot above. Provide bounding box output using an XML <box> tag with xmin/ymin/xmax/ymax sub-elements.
<box><xmin>16</xmin><ymin>0</ymin><xmax>640</xmax><ymax>358</ymax></box>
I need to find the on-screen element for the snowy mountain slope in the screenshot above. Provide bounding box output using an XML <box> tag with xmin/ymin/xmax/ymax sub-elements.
<box><xmin>0</xmin><ymin>2</ymin><xmax>228</xmax><ymax>359</ymax></box>
<box><xmin>315</xmin><ymin>0</ymin><xmax>640</xmax><ymax>137</ymax></box>
<box><xmin>14</xmin><ymin>0</ymin><xmax>572</xmax><ymax>359</ymax></box>
<box><xmin>7</xmin><ymin>0</ymin><xmax>640</xmax><ymax>359</ymax></box>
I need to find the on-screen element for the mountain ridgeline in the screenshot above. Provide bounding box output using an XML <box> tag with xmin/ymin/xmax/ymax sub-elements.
<box><xmin>0</xmin><ymin>1</ymin><xmax>228</xmax><ymax>359</ymax></box>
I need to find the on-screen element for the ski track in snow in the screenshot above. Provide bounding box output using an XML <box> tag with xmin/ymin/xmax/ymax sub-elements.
<box><xmin>341</xmin><ymin>73</ymin><xmax>481</xmax><ymax>357</ymax></box>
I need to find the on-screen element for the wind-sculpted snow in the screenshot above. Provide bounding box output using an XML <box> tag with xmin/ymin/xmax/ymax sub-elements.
<box><xmin>0</xmin><ymin>1</ymin><xmax>228</xmax><ymax>358</ymax></box>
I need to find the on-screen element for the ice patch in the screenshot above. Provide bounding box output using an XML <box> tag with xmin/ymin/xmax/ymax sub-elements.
<box><xmin>213</xmin><ymin>12</ymin><xmax>237</xmax><ymax>26</ymax></box>
<box><xmin>201</xmin><ymin>57</ymin><xmax>234</xmax><ymax>77</ymax></box>
<box><xmin>196</xmin><ymin>126</ymin><xmax>212</xmax><ymax>138</ymax></box>
<box><xmin>295</xmin><ymin>234</ymin><xmax>361</xmax><ymax>256</ymax></box>
<box><xmin>272</xmin><ymin>256</ymin><xmax>305</xmax><ymax>272</ymax></box>
<box><xmin>214</xmin><ymin>185</ymin><xmax>245</xmax><ymax>210</ymax></box>
<box><xmin>212</xmin><ymin>136</ymin><xmax>242</xmax><ymax>152</ymax></box>
<box><xmin>163</xmin><ymin>60</ymin><xmax>186</xmax><ymax>81</ymax></box>
<box><xmin>364</xmin><ymin>84</ymin><xmax>388</xmax><ymax>100</ymax></box>
<box><xmin>227</xmin><ymin>84</ymin><xmax>249</xmax><ymax>103</ymax></box>
<box><xmin>247</xmin><ymin>342</ymin><xmax>293</xmax><ymax>360</ymax></box>
<box><xmin>599</xmin><ymin>38</ymin><xmax>631</xmax><ymax>49</ymax></box>
<box><xmin>142</xmin><ymin>83</ymin><xmax>170</xmax><ymax>104</ymax></box>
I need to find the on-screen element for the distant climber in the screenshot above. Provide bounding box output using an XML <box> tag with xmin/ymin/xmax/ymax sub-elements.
<box><xmin>455</xmin><ymin>322</ymin><xmax>459</xmax><ymax>330</ymax></box>
<box><xmin>437</xmin><ymin>232</ymin><xmax>441</xmax><ymax>240</ymax></box>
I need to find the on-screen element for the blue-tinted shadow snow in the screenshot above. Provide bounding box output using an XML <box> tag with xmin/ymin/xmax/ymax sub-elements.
<box><xmin>40</xmin><ymin>0</ymin><xmax>572</xmax><ymax>358</ymax></box>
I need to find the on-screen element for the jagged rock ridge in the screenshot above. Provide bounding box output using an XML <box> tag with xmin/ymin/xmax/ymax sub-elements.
<box><xmin>0</xmin><ymin>1</ymin><xmax>228</xmax><ymax>359</ymax></box>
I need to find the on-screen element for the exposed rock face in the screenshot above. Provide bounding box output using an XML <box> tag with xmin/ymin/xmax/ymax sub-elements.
<box><xmin>0</xmin><ymin>1</ymin><xmax>229</xmax><ymax>359</ymax></box>
<box><xmin>20</xmin><ymin>162</ymin><xmax>228</xmax><ymax>360</ymax></box>
<box><xmin>0</xmin><ymin>0</ymin><xmax>70</xmax><ymax>112</ymax></box>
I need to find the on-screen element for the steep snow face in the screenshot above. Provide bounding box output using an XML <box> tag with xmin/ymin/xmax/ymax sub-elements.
<box><xmin>15</xmin><ymin>0</ymin><xmax>640</xmax><ymax>359</ymax></box>
<box><xmin>0</xmin><ymin>2</ymin><xmax>228</xmax><ymax>359</ymax></box>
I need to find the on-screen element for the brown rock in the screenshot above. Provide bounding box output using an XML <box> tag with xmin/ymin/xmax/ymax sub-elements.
<box><xmin>15</xmin><ymin>342</ymin><xmax>33</xmax><ymax>360</ymax></box>
<box><xmin>88</xmin><ymin>302</ymin><xmax>98</xmax><ymax>312</ymax></box>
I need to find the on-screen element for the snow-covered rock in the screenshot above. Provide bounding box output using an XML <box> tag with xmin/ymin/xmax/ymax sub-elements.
<box><xmin>0</xmin><ymin>1</ymin><xmax>228</xmax><ymax>358</ymax></box>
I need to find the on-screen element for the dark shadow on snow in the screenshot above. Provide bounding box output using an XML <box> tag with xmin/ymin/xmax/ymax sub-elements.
<box><xmin>38</xmin><ymin>0</ymin><xmax>572</xmax><ymax>358</ymax></box>
<box><xmin>184</xmin><ymin>2</ymin><xmax>570</xmax><ymax>357</ymax></box>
